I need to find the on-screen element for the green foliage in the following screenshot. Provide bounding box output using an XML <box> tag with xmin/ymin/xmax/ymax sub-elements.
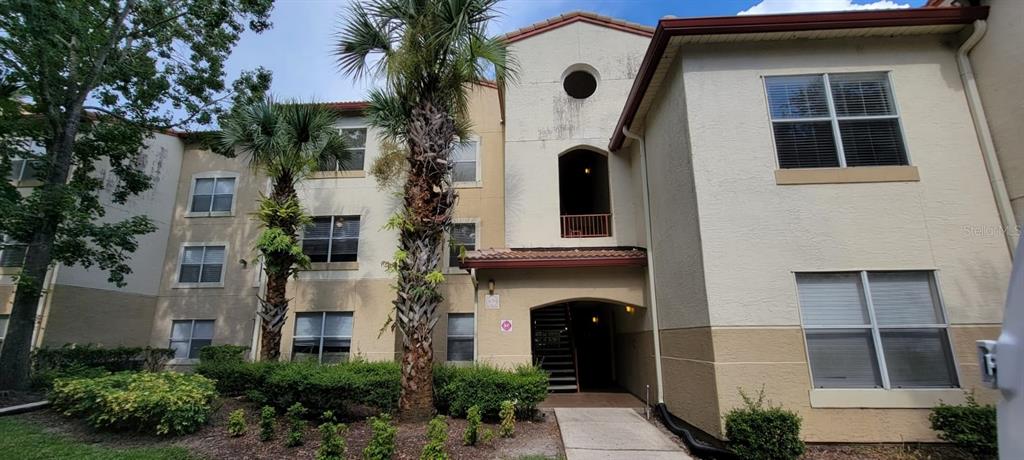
<box><xmin>259</xmin><ymin>406</ymin><xmax>276</xmax><ymax>442</ymax></box>
<box><xmin>929</xmin><ymin>393</ymin><xmax>997</xmax><ymax>459</ymax></box>
<box><xmin>316</xmin><ymin>413</ymin><xmax>348</xmax><ymax>460</ymax></box>
<box><xmin>227</xmin><ymin>409</ymin><xmax>247</xmax><ymax>437</ymax></box>
<box><xmin>724</xmin><ymin>387</ymin><xmax>805</xmax><ymax>460</ymax></box>
<box><xmin>195</xmin><ymin>354</ymin><xmax>281</xmax><ymax>396</ymax></box>
<box><xmin>499</xmin><ymin>400</ymin><xmax>516</xmax><ymax>438</ymax></box>
<box><xmin>285</xmin><ymin>403</ymin><xmax>307</xmax><ymax>447</ymax></box>
<box><xmin>363</xmin><ymin>413</ymin><xmax>397</xmax><ymax>460</ymax></box>
<box><xmin>424</xmin><ymin>270</ymin><xmax>445</xmax><ymax>285</ymax></box>
<box><xmin>50</xmin><ymin>372</ymin><xmax>217</xmax><ymax>436</ymax></box>
<box><xmin>480</xmin><ymin>428</ymin><xmax>495</xmax><ymax>445</ymax></box>
<box><xmin>368</xmin><ymin>141</ymin><xmax>408</xmax><ymax>192</ymax></box>
<box><xmin>433</xmin><ymin>365</ymin><xmax>548</xmax><ymax>419</ymax></box>
<box><xmin>462</xmin><ymin>405</ymin><xmax>481</xmax><ymax>446</ymax></box>
<box><xmin>420</xmin><ymin>416</ymin><xmax>450</xmax><ymax>460</ymax></box>
<box><xmin>31</xmin><ymin>345</ymin><xmax>175</xmax><ymax>388</ymax></box>
<box><xmin>197</xmin><ymin>345</ymin><xmax>249</xmax><ymax>364</ymax></box>
<box><xmin>0</xmin><ymin>418</ymin><xmax>198</xmax><ymax>460</ymax></box>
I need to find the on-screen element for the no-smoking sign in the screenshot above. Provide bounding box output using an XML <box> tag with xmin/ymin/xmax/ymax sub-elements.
<box><xmin>499</xmin><ymin>319</ymin><xmax>512</xmax><ymax>333</ymax></box>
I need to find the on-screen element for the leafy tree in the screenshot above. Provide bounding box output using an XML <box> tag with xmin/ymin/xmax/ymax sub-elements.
<box><xmin>0</xmin><ymin>0</ymin><xmax>274</xmax><ymax>390</ymax></box>
<box><xmin>336</xmin><ymin>0</ymin><xmax>515</xmax><ymax>418</ymax></box>
<box><xmin>217</xmin><ymin>100</ymin><xmax>349</xmax><ymax>360</ymax></box>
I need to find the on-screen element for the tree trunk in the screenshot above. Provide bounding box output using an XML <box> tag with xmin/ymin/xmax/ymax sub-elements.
<box><xmin>394</xmin><ymin>101</ymin><xmax>457</xmax><ymax>419</ymax></box>
<box><xmin>255</xmin><ymin>178</ymin><xmax>299</xmax><ymax>362</ymax></box>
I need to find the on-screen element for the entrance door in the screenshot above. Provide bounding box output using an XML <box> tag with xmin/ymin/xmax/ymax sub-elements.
<box><xmin>531</xmin><ymin>304</ymin><xmax>578</xmax><ymax>392</ymax></box>
<box><xmin>531</xmin><ymin>301</ymin><xmax>617</xmax><ymax>392</ymax></box>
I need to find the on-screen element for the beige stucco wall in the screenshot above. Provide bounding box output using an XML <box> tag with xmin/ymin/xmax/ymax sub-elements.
<box><xmin>41</xmin><ymin>285</ymin><xmax>156</xmax><ymax>347</ymax></box>
<box><xmin>971</xmin><ymin>0</ymin><xmax>1024</xmax><ymax>227</ymax></box>
<box><xmin>504</xmin><ymin>22</ymin><xmax>647</xmax><ymax>248</ymax></box>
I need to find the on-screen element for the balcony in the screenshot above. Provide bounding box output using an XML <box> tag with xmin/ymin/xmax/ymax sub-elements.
<box><xmin>561</xmin><ymin>213</ymin><xmax>612</xmax><ymax>238</ymax></box>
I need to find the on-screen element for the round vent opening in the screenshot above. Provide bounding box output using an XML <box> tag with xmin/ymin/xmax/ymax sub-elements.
<box><xmin>563</xmin><ymin>70</ymin><xmax>597</xmax><ymax>99</ymax></box>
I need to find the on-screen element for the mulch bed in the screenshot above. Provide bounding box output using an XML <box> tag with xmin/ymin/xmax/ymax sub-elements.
<box><xmin>13</xmin><ymin>398</ymin><xmax>564</xmax><ymax>460</ymax></box>
<box><xmin>805</xmin><ymin>443</ymin><xmax>974</xmax><ymax>460</ymax></box>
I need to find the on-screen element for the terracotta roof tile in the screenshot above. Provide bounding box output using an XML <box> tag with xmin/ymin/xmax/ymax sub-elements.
<box><xmin>502</xmin><ymin>11</ymin><xmax>653</xmax><ymax>43</ymax></box>
<box><xmin>460</xmin><ymin>247</ymin><xmax>647</xmax><ymax>269</ymax></box>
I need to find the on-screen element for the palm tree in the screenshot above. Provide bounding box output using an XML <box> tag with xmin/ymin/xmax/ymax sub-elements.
<box><xmin>335</xmin><ymin>0</ymin><xmax>515</xmax><ymax>418</ymax></box>
<box><xmin>218</xmin><ymin>100</ymin><xmax>351</xmax><ymax>361</ymax></box>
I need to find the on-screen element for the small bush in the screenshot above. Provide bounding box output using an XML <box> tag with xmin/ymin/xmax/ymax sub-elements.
<box><xmin>285</xmin><ymin>403</ymin><xmax>307</xmax><ymax>447</ymax></box>
<box><xmin>317</xmin><ymin>411</ymin><xmax>348</xmax><ymax>460</ymax></box>
<box><xmin>463</xmin><ymin>405</ymin><xmax>481</xmax><ymax>446</ymax></box>
<box><xmin>195</xmin><ymin>359</ymin><xmax>280</xmax><ymax>397</ymax></box>
<box><xmin>433</xmin><ymin>365</ymin><xmax>547</xmax><ymax>419</ymax></box>
<box><xmin>930</xmin><ymin>393</ymin><xmax>997</xmax><ymax>459</ymax></box>
<box><xmin>421</xmin><ymin>415</ymin><xmax>449</xmax><ymax>460</ymax></box>
<box><xmin>259</xmin><ymin>406</ymin><xmax>276</xmax><ymax>441</ymax></box>
<box><xmin>499</xmin><ymin>400</ymin><xmax>516</xmax><ymax>438</ymax></box>
<box><xmin>724</xmin><ymin>387</ymin><xmax>805</xmax><ymax>460</ymax></box>
<box><xmin>198</xmin><ymin>345</ymin><xmax>249</xmax><ymax>363</ymax></box>
<box><xmin>481</xmin><ymin>428</ymin><xmax>496</xmax><ymax>445</ymax></box>
<box><xmin>363</xmin><ymin>413</ymin><xmax>397</xmax><ymax>460</ymax></box>
<box><xmin>51</xmin><ymin>371</ymin><xmax>217</xmax><ymax>435</ymax></box>
<box><xmin>228</xmin><ymin>409</ymin><xmax>247</xmax><ymax>437</ymax></box>
<box><xmin>31</xmin><ymin>345</ymin><xmax>174</xmax><ymax>389</ymax></box>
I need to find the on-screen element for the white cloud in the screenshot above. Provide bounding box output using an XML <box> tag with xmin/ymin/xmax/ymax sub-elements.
<box><xmin>738</xmin><ymin>0</ymin><xmax>912</xmax><ymax>16</ymax></box>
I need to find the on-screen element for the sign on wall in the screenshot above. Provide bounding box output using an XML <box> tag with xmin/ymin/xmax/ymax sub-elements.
<box><xmin>499</xmin><ymin>319</ymin><xmax>513</xmax><ymax>333</ymax></box>
<box><xmin>485</xmin><ymin>294</ymin><xmax>500</xmax><ymax>309</ymax></box>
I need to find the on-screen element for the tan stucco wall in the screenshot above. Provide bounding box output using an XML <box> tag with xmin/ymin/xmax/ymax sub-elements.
<box><xmin>41</xmin><ymin>285</ymin><xmax>156</xmax><ymax>347</ymax></box>
<box><xmin>971</xmin><ymin>0</ymin><xmax>1024</xmax><ymax>227</ymax></box>
<box><xmin>454</xmin><ymin>84</ymin><xmax>505</xmax><ymax>250</ymax></box>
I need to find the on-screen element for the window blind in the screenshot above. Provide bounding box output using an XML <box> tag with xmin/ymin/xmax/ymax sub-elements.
<box><xmin>797</xmin><ymin>272</ymin><xmax>870</xmax><ymax>326</ymax></box>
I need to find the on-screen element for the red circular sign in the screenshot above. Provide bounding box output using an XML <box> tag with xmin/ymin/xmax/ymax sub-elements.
<box><xmin>499</xmin><ymin>320</ymin><xmax>513</xmax><ymax>332</ymax></box>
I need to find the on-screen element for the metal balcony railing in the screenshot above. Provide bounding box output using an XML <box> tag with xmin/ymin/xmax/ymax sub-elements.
<box><xmin>560</xmin><ymin>213</ymin><xmax>612</xmax><ymax>238</ymax></box>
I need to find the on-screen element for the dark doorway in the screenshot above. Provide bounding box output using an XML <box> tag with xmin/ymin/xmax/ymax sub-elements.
<box><xmin>531</xmin><ymin>301</ymin><xmax>616</xmax><ymax>392</ymax></box>
<box><xmin>558</xmin><ymin>149</ymin><xmax>612</xmax><ymax>238</ymax></box>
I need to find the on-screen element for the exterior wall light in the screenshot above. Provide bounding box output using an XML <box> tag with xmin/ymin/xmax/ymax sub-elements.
<box><xmin>591</xmin><ymin>315</ymin><xmax>599</xmax><ymax>324</ymax></box>
<box><xmin>625</xmin><ymin>305</ymin><xmax>636</xmax><ymax>314</ymax></box>
<box><xmin>488</xmin><ymin>279</ymin><xmax>495</xmax><ymax>295</ymax></box>
<box><xmin>584</xmin><ymin>167</ymin><xmax>592</xmax><ymax>175</ymax></box>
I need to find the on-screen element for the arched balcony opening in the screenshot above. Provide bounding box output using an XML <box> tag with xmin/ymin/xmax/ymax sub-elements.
<box><xmin>558</xmin><ymin>149</ymin><xmax>611</xmax><ymax>238</ymax></box>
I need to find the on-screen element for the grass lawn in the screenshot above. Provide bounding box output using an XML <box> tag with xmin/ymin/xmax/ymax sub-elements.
<box><xmin>0</xmin><ymin>418</ymin><xmax>196</xmax><ymax>460</ymax></box>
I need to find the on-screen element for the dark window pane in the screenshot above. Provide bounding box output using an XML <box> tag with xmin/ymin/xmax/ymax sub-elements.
<box><xmin>806</xmin><ymin>329</ymin><xmax>883</xmax><ymax>388</ymax></box>
<box><xmin>179</xmin><ymin>264</ymin><xmax>201</xmax><ymax>283</ymax></box>
<box><xmin>189</xmin><ymin>339</ymin><xmax>212</xmax><ymax>359</ymax></box>
<box><xmin>341</xmin><ymin>150</ymin><xmax>365</xmax><ymax>171</ymax></box>
<box><xmin>773</xmin><ymin>122</ymin><xmax>840</xmax><ymax>169</ymax></box>
<box><xmin>881</xmin><ymin>329</ymin><xmax>958</xmax><ymax>388</ymax></box>
<box><xmin>211</xmin><ymin>195</ymin><xmax>233</xmax><ymax>212</ymax></box>
<box><xmin>170</xmin><ymin>340</ymin><xmax>190</xmax><ymax>359</ymax></box>
<box><xmin>447</xmin><ymin>338</ymin><xmax>474</xmax><ymax>361</ymax></box>
<box><xmin>839</xmin><ymin>119</ymin><xmax>907</xmax><ymax>167</ymax></box>
<box><xmin>342</xmin><ymin>128</ymin><xmax>366</xmax><ymax>149</ymax></box>
<box><xmin>191</xmin><ymin>195</ymin><xmax>212</xmax><ymax>212</ymax></box>
<box><xmin>303</xmin><ymin>239</ymin><xmax>329</xmax><ymax>263</ymax></box>
<box><xmin>199</xmin><ymin>264</ymin><xmax>222</xmax><ymax>283</ymax></box>
<box><xmin>331</xmin><ymin>238</ymin><xmax>357</xmax><ymax>262</ymax></box>
<box><xmin>766</xmin><ymin>75</ymin><xmax>830</xmax><ymax>119</ymax></box>
<box><xmin>829</xmin><ymin>73</ymin><xmax>896</xmax><ymax>117</ymax></box>
<box><xmin>0</xmin><ymin>244</ymin><xmax>26</xmax><ymax>267</ymax></box>
<box><xmin>453</xmin><ymin>162</ymin><xmax>476</xmax><ymax>182</ymax></box>
<box><xmin>305</xmin><ymin>218</ymin><xmax>333</xmax><ymax>239</ymax></box>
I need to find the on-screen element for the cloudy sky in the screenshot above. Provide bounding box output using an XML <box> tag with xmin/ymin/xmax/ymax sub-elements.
<box><xmin>224</xmin><ymin>0</ymin><xmax>923</xmax><ymax>104</ymax></box>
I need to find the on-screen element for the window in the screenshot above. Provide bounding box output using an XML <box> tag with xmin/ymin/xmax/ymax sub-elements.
<box><xmin>319</xmin><ymin>128</ymin><xmax>367</xmax><ymax>172</ymax></box>
<box><xmin>0</xmin><ymin>315</ymin><xmax>7</xmax><ymax>350</ymax></box>
<box><xmin>447</xmin><ymin>313</ymin><xmax>474</xmax><ymax>362</ymax></box>
<box><xmin>169</xmin><ymin>319</ymin><xmax>214</xmax><ymax>359</ymax></box>
<box><xmin>292</xmin><ymin>312</ymin><xmax>353</xmax><ymax>364</ymax></box>
<box><xmin>448</xmin><ymin>223</ymin><xmax>477</xmax><ymax>268</ymax></box>
<box><xmin>452</xmin><ymin>140</ymin><xmax>479</xmax><ymax>183</ymax></box>
<box><xmin>302</xmin><ymin>216</ymin><xmax>360</xmax><ymax>263</ymax></box>
<box><xmin>189</xmin><ymin>176</ymin><xmax>236</xmax><ymax>215</ymax></box>
<box><xmin>766</xmin><ymin>72</ymin><xmax>907</xmax><ymax>169</ymax></box>
<box><xmin>7</xmin><ymin>158</ymin><xmax>40</xmax><ymax>182</ymax></box>
<box><xmin>178</xmin><ymin>245</ymin><xmax>226</xmax><ymax>284</ymax></box>
<box><xmin>0</xmin><ymin>234</ymin><xmax>27</xmax><ymax>268</ymax></box>
<box><xmin>564</xmin><ymin>70</ymin><xmax>598</xmax><ymax>99</ymax></box>
<box><xmin>797</xmin><ymin>271</ymin><xmax>958</xmax><ymax>389</ymax></box>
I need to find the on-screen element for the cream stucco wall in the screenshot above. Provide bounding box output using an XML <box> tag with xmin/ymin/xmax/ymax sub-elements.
<box><xmin>504</xmin><ymin>22</ymin><xmax>647</xmax><ymax>248</ymax></box>
<box><xmin>971</xmin><ymin>0</ymin><xmax>1024</xmax><ymax>227</ymax></box>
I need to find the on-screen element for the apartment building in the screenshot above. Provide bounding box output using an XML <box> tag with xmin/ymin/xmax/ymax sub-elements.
<box><xmin>3</xmin><ymin>5</ymin><xmax>1017</xmax><ymax>445</ymax></box>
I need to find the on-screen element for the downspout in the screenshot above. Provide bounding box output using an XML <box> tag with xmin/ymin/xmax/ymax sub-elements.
<box><xmin>957</xmin><ymin>19</ymin><xmax>1017</xmax><ymax>257</ymax></box>
<box><xmin>30</xmin><ymin>263</ymin><xmax>60</xmax><ymax>348</ymax></box>
<box><xmin>621</xmin><ymin>126</ymin><xmax>665</xmax><ymax>405</ymax></box>
<box><xmin>249</xmin><ymin>259</ymin><xmax>266</xmax><ymax>361</ymax></box>
<box><xmin>470</xmin><ymin>268</ymin><xmax>479</xmax><ymax>362</ymax></box>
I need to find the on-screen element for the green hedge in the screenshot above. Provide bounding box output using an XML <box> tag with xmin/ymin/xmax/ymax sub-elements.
<box><xmin>262</xmin><ymin>361</ymin><xmax>402</xmax><ymax>415</ymax></box>
<box><xmin>31</xmin><ymin>344</ymin><xmax>175</xmax><ymax>389</ymax></box>
<box><xmin>51</xmin><ymin>372</ymin><xmax>217</xmax><ymax>435</ymax></box>
<box><xmin>930</xmin><ymin>394</ymin><xmax>997</xmax><ymax>459</ymax></box>
<box><xmin>724</xmin><ymin>388</ymin><xmax>805</xmax><ymax>460</ymax></box>
<box><xmin>433</xmin><ymin>365</ymin><xmax>548</xmax><ymax>419</ymax></box>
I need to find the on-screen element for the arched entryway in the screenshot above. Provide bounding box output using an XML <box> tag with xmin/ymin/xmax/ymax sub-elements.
<box><xmin>558</xmin><ymin>148</ymin><xmax>611</xmax><ymax>238</ymax></box>
<box><xmin>531</xmin><ymin>300</ymin><xmax>634</xmax><ymax>392</ymax></box>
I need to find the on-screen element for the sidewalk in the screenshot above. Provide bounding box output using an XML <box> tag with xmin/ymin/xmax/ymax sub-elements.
<box><xmin>555</xmin><ymin>408</ymin><xmax>694</xmax><ymax>459</ymax></box>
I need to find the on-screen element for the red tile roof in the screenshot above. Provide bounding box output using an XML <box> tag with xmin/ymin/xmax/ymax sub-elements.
<box><xmin>324</xmin><ymin>101</ymin><xmax>370</xmax><ymax>112</ymax></box>
<box><xmin>502</xmin><ymin>11</ymin><xmax>653</xmax><ymax>44</ymax></box>
<box><xmin>459</xmin><ymin>247</ymin><xmax>647</xmax><ymax>269</ymax></box>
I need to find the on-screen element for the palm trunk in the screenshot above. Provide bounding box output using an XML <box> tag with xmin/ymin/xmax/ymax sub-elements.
<box><xmin>255</xmin><ymin>178</ymin><xmax>300</xmax><ymax>361</ymax></box>
<box><xmin>395</xmin><ymin>101</ymin><xmax>457</xmax><ymax>418</ymax></box>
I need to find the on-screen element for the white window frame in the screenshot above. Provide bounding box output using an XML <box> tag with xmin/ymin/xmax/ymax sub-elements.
<box><xmin>0</xmin><ymin>314</ymin><xmax>8</xmax><ymax>351</ymax></box>
<box><xmin>292</xmin><ymin>311</ymin><xmax>354</xmax><ymax>364</ymax></box>
<box><xmin>446</xmin><ymin>312</ymin><xmax>475</xmax><ymax>362</ymax></box>
<box><xmin>452</xmin><ymin>137</ymin><xmax>482</xmax><ymax>188</ymax></box>
<box><xmin>317</xmin><ymin>127</ymin><xmax>368</xmax><ymax>173</ymax></box>
<box><xmin>174</xmin><ymin>242</ymin><xmax>228</xmax><ymax>288</ymax></box>
<box><xmin>169</xmin><ymin>319</ymin><xmax>214</xmax><ymax>361</ymax></box>
<box><xmin>763</xmin><ymin>71</ymin><xmax>911</xmax><ymax>169</ymax></box>
<box><xmin>796</xmin><ymin>269</ymin><xmax>960</xmax><ymax>390</ymax></box>
<box><xmin>446</xmin><ymin>218</ymin><xmax>480</xmax><ymax>274</ymax></box>
<box><xmin>185</xmin><ymin>171</ymin><xmax>239</xmax><ymax>217</ymax></box>
<box><xmin>302</xmin><ymin>215</ymin><xmax>361</xmax><ymax>264</ymax></box>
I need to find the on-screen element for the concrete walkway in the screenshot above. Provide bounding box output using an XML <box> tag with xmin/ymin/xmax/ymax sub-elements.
<box><xmin>555</xmin><ymin>408</ymin><xmax>694</xmax><ymax>459</ymax></box>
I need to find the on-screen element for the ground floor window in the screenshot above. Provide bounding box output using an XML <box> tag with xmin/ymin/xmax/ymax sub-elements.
<box><xmin>446</xmin><ymin>313</ymin><xmax>474</xmax><ymax>362</ymax></box>
<box><xmin>293</xmin><ymin>312</ymin><xmax>353</xmax><ymax>364</ymax></box>
<box><xmin>796</xmin><ymin>271</ymin><xmax>958</xmax><ymax>389</ymax></box>
<box><xmin>169</xmin><ymin>319</ymin><xmax>214</xmax><ymax>359</ymax></box>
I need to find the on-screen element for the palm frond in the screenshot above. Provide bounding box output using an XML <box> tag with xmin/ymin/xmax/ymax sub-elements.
<box><xmin>334</xmin><ymin>2</ymin><xmax>394</xmax><ymax>79</ymax></box>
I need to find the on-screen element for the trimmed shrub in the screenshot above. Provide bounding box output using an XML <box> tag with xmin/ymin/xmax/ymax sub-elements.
<box><xmin>480</xmin><ymin>428</ymin><xmax>495</xmax><ymax>445</ymax></box>
<box><xmin>499</xmin><ymin>400</ymin><xmax>516</xmax><ymax>438</ymax></box>
<box><xmin>930</xmin><ymin>393</ymin><xmax>997</xmax><ymax>459</ymax></box>
<box><xmin>31</xmin><ymin>345</ymin><xmax>174</xmax><ymax>389</ymax></box>
<box><xmin>196</xmin><ymin>359</ymin><xmax>280</xmax><ymax>396</ymax></box>
<box><xmin>421</xmin><ymin>415</ymin><xmax>449</xmax><ymax>460</ymax></box>
<box><xmin>198</xmin><ymin>344</ymin><xmax>249</xmax><ymax>363</ymax></box>
<box><xmin>463</xmin><ymin>405</ymin><xmax>481</xmax><ymax>446</ymax></box>
<box><xmin>259</xmin><ymin>406</ymin><xmax>276</xmax><ymax>441</ymax></box>
<box><xmin>51</xmin><ymin>371</ymin><xmax>217</xmax><ymax>435</ymax></box>
<box><xmin>433</xmin><ymin>364</ymin><xmax>547</xmax><ymax>419</ymax></box>
<box><xmin>724</xmin><ymin>388</ymin><xmax>805</xmax><ymax>460</ymax></box>
<box><xmin>363</xmin><ymin>413</ymin><xmax>397</xmax><ymax>460</ymax></box>
<box><xmin>316</xmin><ymin>412</ymin><xmax>348</xmax><ymax>460</ymax></box>
<box><xmin>262</xmin><ymin>361</ymin><xmax>401</xmax><ymax>416</ymax></box>
<box><xmin>285</xmin><ymin>403</ymin><xmax>307</xmax><ymax>447</ymax></box>
<box><xmin>228</xmin><ymin>408</ymin><xmax>247</xmax><ymax>437</ymax></box>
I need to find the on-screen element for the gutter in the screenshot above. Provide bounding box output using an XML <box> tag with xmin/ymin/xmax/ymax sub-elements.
<box><xmin>956</xmin><ymin>19</ymin><xmax>1018</xmax><ymax>257</ymax></box>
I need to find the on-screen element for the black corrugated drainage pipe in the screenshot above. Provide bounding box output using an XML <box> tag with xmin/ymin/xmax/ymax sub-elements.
<box><xmin>655</xmin><ymin>403</ymin><xmax>738</xmax><ymax>460</ymax></box>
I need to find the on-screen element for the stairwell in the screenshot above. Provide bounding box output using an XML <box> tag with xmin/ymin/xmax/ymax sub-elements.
<box><xmin>531</xmin><ymin>305</ymin><xmax>579</xmax><ymax>392</ymax></box>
